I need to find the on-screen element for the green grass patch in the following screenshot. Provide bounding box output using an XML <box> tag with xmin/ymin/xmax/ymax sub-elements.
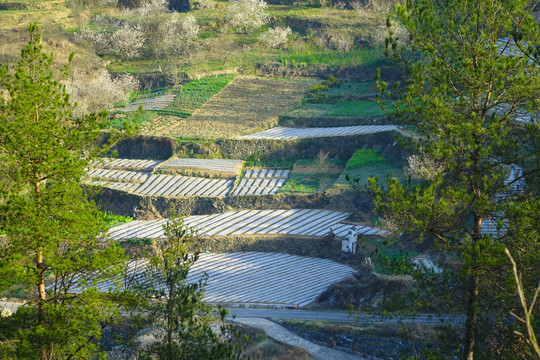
<box><xmin>326</xmin><ymin>100</ymin><xmax>385</xmax><ymax>117</ymax></box>
<box><xmin>324</xmin><ymin>81</ymin><xmax>377</xmax><ymax>97</ymax></box>
<box><xmin>287</xmin><ymin>100</ymin><xmax>384</xmax><ymax>118</ymax></box>
<box><xmin>107</xmin><ymin>111</ymin><xmax>154</xmax><ymax>130</ymax></box>
<box><xmin>165</xmin><ymin>74</ymin><xmax>235</xmax><ymax>116</ymax></box>
<box><xmin>103</xmin><ymin>212</ymin><xmax>133</xmax><ymax>228</ymax></box>
<box><xmin>279</xmin><ymin>45</ymin><xmax>382</xmax><ymax>69</ymax></box>
<box><xmin>375</xmin><ymin>248</ymin><xmax>418</xmax><ymax>275</ymax></box>
<box><xmin>279</xmin><ymin>173</ymin><xmax>340</xmax><ymax>193</ymax></box>
<box><xmin>346</xmin><ymin>149</ymin><xmax>387</xmax><ymax>169</ymax></box>
<box><xmin>334</xmin><ymin>163</ymin><xmax>407</xmax><ymax>189</ymax></box>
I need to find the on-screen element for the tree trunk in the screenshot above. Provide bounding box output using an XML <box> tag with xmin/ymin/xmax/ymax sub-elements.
<box><xmin>463</xmin><ymin>272</ymin><xmax>479</xmax><ymax>360</ymax></box>
<box><xmin>35</xmin><ymin>180</ymin><xmax>48</xmax><ymax>360</ymax></box>
<box><xmin>462</xmin><ymin>214</ymin><xmax>482</xmax><ymax>360</ymax></box>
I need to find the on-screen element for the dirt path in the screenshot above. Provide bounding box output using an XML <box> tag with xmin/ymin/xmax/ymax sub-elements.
<box><xmin>233</xmin><ymin>317</ymin><xmax>368</xmax><ymax>360</ymax></box>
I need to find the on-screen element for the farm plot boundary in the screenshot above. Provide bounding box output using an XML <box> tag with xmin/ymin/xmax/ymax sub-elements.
<box><xmin>93</xmin><ymin>187</ymin><xmax>375</xmax><ymax>221</ymax></box>
<box><xmin>157</xmin><ymin>76</ymin><xmax>318</xmax><ymax>140</ymax></box>
<box><xmin>69</xmin><ymin>252</ymin><xmax>357</xmax><ymax>308</ymax></box>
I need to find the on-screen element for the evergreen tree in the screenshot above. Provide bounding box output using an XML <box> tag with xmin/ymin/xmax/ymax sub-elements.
<box><xmin>370</xmin><ymin>1</ymin><xmax>540</xmax><ymax>359</ymax></box>
<box><xmin>0</xmin><ymin>24</ymin><xmax>128</xmax><ymax>359</ymax></box>
<box><xmin>128</xmin><ymin>215</ymin><xmax>246</xmax><ymax>360</ymax></box>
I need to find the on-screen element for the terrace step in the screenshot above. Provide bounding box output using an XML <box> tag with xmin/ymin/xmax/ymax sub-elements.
<box><xmin>237</xmin><ymin>125</ymin><xmax>398</xmax><ymax>140</ymax></box>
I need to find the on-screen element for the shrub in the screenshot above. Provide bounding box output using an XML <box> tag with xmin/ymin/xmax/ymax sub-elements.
<box><xmin>64</xmin><ymin>70</ymin><xmax>139</xmax><ymax>117</ymax></box>
<box><xmin>258</xmin><ymin>26</ymin><xmax>292</xmax><ymax>48</ymax></box>
<box><xmin>375</xmin><ymin>249</ymin><xmax>417</xmax><ymax>275</ymax></box>
<box><xmin>111</xmin><ymin>24</ymin><xmax>145</xmax><ymax>60</ymax></box>
<box><xmin>228</xmin><ymin>0</ymin><xmax>269</xmax><ymax>34</ymax></box>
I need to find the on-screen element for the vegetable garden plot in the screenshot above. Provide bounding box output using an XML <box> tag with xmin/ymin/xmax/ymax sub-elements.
<box><xmin>106</xmin><ymin>209</ymin><xmax>389</xmax><ymax>240</ymax></box>
<box><xmin>237</xmin><ymin>125</ymin><xmax>398</xmax><ymax>140</ymax></box>
<box><xmin>159</xmin><ymin>158</ymin><xmax>244</xmax><ymax>174</ymax></box>
<box><xmin>87</xmin><ymin>180</ymin><xmax>140</xmax><ymax>192</ymax></box>
<box><xmin>85</xmin><ymin>168</ymin><xmax>150</xmax><ymax>183</ymax></box>
<box><xmin>156</xmin><ymin>76</ymin><xmax>317</xmax><ymax>139</ymax></box>
<box><xmin>69</xmin><ymin>252</ymin><xmax>357</xmax><ymax>308</ymax></box>
<box><xmin>232</xmin><ymin>169</ymin><xmax>290</xmax><ymax>196</ymax></box>
<box><xmin>90</xmin><ymin>158</ymin><xmax>162</xmax><ymax>172</ymax></box>
<box><xmin>131</xmin><ymin>174</ymin><xmax>233</xmax><ymax>197</ymax></box>
<box><xmin>116</xmin><ymin>95</ymin><xmax>176</xmax><ymax>112</ymax></box>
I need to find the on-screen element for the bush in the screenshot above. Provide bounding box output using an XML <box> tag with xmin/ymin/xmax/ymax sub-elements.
<box><xmin>258</xmin><ymin>26</ymin><xmax>292</xmax><ymax>48</ymax></box>
<box><xmin>228</xmin><ymin>0</ymin><xmax>269</xmax><ymax>33</ymax></box>
<box><xmin>375</xmin><ymin>249</ymin><xmax>417</xmax><ymax>275</ymax></box>
<box><xmin>64</xmin><ymin>70</ymin><xmax>139</xmax><ymax>117</ymax></box>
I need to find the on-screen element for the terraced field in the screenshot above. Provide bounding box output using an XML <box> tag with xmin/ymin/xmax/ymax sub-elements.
<box><xmin>86</xmin><ymin>169</ymin><xmax>150</xmax><ymax>183</ymax></box>
<box><xmin>159</xmin><ymin>158</ymin><xmax>244</xmax><ymax>175</ymax></box>
<box><xmin>71</xmin><ymin>252</ymin><xmax>357</xmax><ymax>308</ymax></box>
<box><xmin>91</xmin><ymin>158</ymin><xmax>162</xmax><ymax>171</ymax></box>
<box><xmin>155</xmin><ymin>76</ymin><xmax>317</xmax><ymax>139</ymax></box>
<box><xmin>131</xmin><ymin>174</ymin><xmax>233</xmax><ymax>197</ymax></box>
<box><xmin>106</xmin><ymin>209</ymin><xmax>389</xmax><ymax>240</ymax></box>
<box><xmin>117</xmin><ymin>95</ymin><xmax>176</xmax><ymax>112</ymax></box>
<box><xmin>238</xmin><ymin>125</ymin><xmax>398</xmax><ymax>140</ymax></box>
<box><xmin>232</xmin><ymin>169</ymin><xmax>290</xmax><ymax>196</ymax></box>
<box><xmin>87</xmin><ymin>181</ymin><xmax>140</xmax><ymax>192</ymax></box>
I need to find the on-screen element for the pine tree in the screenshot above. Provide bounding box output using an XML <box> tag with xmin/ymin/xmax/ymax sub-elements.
<box><xmin>0</xmin><ymin>24</ymin><xmax>127</xmax><ymax>359</ymax></box>
<box><xmin>128</xmin><ymin>215</ymin><xmax>245</xmax><ymax>360</ymax></box>
<box><xmin>371</xmin><ymin>1</ymin><xmax>540</xmax><ymax>359</ymax></box>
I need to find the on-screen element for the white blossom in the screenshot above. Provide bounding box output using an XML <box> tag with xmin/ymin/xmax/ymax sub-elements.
<box><xmin>259</xmin><ymin>26</ymin><xmax>292</xmax><ymax>48</ymax></box>
<box><xmin>127</xmin><ymin>0</ymin><xmax>168</xmax><ymax>17</ymax></box>
<box><xmin>160</xmin><ymin>13</ymin><xmax>200</xmax><ymax>55</ymax></box>
<box><xmin>1</xmin><ymin>307</ymin><xmax>12</xmax><ymax>317</ymax></box>
<box><xmin>404</xmin><ymin>151</ymin><xmax>445</xmax><ymax>180</ymax></box>
<box><xmin>111</xmin><ymin>24</ymin><xmax>145</xmax><ymax>60</ymax></box>
<box><xmin>228</xmin><ymin>0</ymin><xmax>269</xmax><ymax>33</ymax></box>
<box><xmin>64</xmin><ymin>70</ymin><xmax>139</xmax><ymax>117</ymax></box>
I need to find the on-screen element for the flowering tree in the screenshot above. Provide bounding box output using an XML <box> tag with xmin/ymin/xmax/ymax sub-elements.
<box><xmin>64</xmin><ymin>69</ymin><xmax>139</xmax><ymax>116</ymax></box>
<box><xmin>227</xmin><ymin>0</ymin><xmax>269</xmax><ymax>34</ymax></box>
<box><xmin>259</xmin><ymin>26</ymin><xmax>292</xmax><ymax>48</ymax></box>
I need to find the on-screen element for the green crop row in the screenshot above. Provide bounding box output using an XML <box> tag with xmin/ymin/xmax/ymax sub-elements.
<box><xmin>345</xmin><ymin>149</ymin><xmax>387</xmax><ymax>170</ymax></box>
<box><xmin>166</xmin><ymin>74</ymin><xmax>235</xmax><ymax>115</ymax></box>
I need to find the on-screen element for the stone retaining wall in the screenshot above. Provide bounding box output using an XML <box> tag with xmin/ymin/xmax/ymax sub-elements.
<box><xmin>93</xmin><ymin>187</ymin><xmax>374</xmax><ymax>220</ymax></box>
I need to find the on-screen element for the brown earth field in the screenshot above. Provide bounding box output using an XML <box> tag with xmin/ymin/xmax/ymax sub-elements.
<box><xmin>140</xmin><ymin>76</ymin><xmax>318</xmax><ymax>140</ymax></box>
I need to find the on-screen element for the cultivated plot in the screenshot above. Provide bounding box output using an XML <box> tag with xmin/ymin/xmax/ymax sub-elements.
<box><xmin>131</xmin><ymin>174</ymin><xmax>233</xmax><ymax>197</ymax></box>
<box><xmin>106</xmin><ymin>209</ymin><xmax>389</xmax><ymax>240</ymax></box>
<box><xmin>238</xmin><ymin>125</ymin><xmax>398</xmax><ymax>140</ymax></box>
<box><xmin>87</xmin><ymin>181</ymin><xmax>140</xmax><ymax>192</ymax></box>
<box><xmin>158</xmin><ymin>76</ymin><xmax>317</xmax><ymax>139</ymax></box>
<box><xmin>86</xmin><ymin>166</ymin><xmax>233</xmax><ymax>196</ymax></box>
<box><xmin>71</xmin><ymin>252</ymin><xmax>357</xmax><ymax>308</ymax></box>
<box><xmin>90</xmin><ymin>158</ymin><xmax>162</xmax><ymax>172</ymax></box>
<box><xmin>159</xmin><ymin>158</ymin><xmax>244</xmax><ymax>175</ymax></box>
<box><xmin>232</xmin><ymin>169</ymin><xmax>290</xmax><ymax>196</ymax></box>
<box><xmin>85</xmin><ymin>168</ymin><xmax>150</xmax><ymax>183</ymax></box>
<box><xmin>117</xmin><ymin>95</ymin><xmax>176</xmax><ymax>112</ymax></box>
